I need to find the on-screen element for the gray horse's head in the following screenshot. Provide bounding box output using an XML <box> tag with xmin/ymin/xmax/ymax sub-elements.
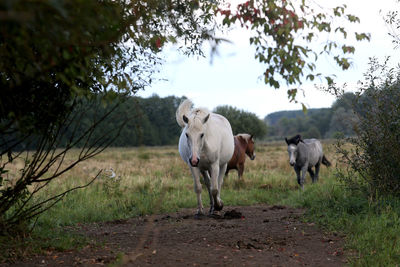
<box><xmin>287</xmin><ymin>144</ymin><xmax>298</xmax><ymax>166</ymax></box>
<box><xmin>285</xmin><ymin>135</ymin><xmax>302</xmax><ymax>166</ymax></box>
<box><xmin>183</xmin><ymin>111</ymin><xmax>210</xmax><ymax>167</ymax></box>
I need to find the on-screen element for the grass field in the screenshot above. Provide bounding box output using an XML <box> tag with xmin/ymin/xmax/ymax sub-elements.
<box><xmin>3</xmin><ymin>142</ymin><xmax>400</xmax><ymax>265</ymax></box>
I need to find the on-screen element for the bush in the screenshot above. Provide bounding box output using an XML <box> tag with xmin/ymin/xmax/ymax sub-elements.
<box><xmin>336</xmin><ymin>59</ymin><xmax>400</xmax><ymax>198</ymax></box>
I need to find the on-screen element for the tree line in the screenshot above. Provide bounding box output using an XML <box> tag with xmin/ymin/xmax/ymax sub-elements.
<box><xmin>56</xmin><ymin>95</ymin><xmax>268</xmax><ymax>147</ymax></box>
<box><xmin>264</xmin><ymin>92</ymin><xmax>358</xmax><ymax>140</ymax></box>
<box><xmin>59</xmin><ymin>92</ymin><xmax>359</xmax><ymax>147</ymax></box>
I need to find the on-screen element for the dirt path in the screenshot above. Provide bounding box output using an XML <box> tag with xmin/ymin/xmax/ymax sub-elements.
<box><xmin>10</xmin><ymin>205</ymin><xmax>346</xmax><ymax>266</ymax></box>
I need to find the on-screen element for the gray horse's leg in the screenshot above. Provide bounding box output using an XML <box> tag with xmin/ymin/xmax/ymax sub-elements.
<box><xmin>201</xmin><ymin>170</ymin><xmax>214</xmax><ymax>214</ymax></box>
<box><xmin>308</xmin><ymin>167</ymin><xmax>315</xmax><ymax>182</ymax></box>
<box><xmin>314</xmin><ymin>161</ymin><xmax>321</xmax><ymax>182</ymax></box>
<box><xmin>294</xmin><ymin>165</ymin><xmax>301</xmax><ymax>187</ymax></box>
<box><xmin>190</xmin><ymin>167</ymin><xmax>204</xmax><ymax>215</ymax></box>
<box><xmin>300</xmin><ymin>166</ymin><xmax>308</xmax><ymax>190</ymax></box>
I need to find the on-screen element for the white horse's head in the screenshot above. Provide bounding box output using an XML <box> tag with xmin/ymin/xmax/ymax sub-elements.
<box><xmin>182</xmin><ymin>111</ymin><xmax>210</xmax><ymax>167</ymax></box>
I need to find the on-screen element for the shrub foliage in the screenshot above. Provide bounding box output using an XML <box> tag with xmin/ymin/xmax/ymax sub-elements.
<box><xmin>336</xmin><ymin>58</ymin><xmax>400</xmax><ymax>198</ymax></box>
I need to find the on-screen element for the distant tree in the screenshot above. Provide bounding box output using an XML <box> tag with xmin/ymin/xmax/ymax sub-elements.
<box><xmin>274</xmin><ymin>117</ymin><xmax>296</xmax><ymax>137</ymax></box>
<box><xmin>140</xmin><ymin>95</ymin><xmax>183</xmax><ymax>145</ymax></box>
<box><xmin>214</xmin><ymin>105</ymin><xmax>267</xmax><ymax>138</ymax></box>
<box><xmin>308</xmin><ymin>109</ymin><xmax>332</xmax><ymax>138</ymax></box>
<box><xmin>326</xmin><ymin>107</ymin><xmax>357</xmax><ymax>138</ymax></box>
<box><xmin>55</xmin><ymin>95</ymin><xmax>185</xmax><ymax>147</ymax></box>
<box><xmin>304</xmin><ymin>126</ymin><xmax>321</xmax><ymax>139</ymax></box>
<box><xmin>265</xmin><ymin>108</ymin><xmax>332</xmax><ymax>139</ymax></box>
<box><xmin>331</xmin><ymin>92</ymin><xmax>359</xmax><ymax>114</ymax></box>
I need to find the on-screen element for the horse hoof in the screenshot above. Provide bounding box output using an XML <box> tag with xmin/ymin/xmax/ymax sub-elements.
<box><xmin>214</xmin><ymin>200</ymin><xmax>224</xmax><ymax>211</ymax></box>
<box><xmin>194</xmin><ymin>213</ymin><xmax>205</xmax><ymax>220</ymax></box>
<box><xmin>209</xmin><ymin>206</ymin><xmax>214</xmax><ymax>214</ymax></box>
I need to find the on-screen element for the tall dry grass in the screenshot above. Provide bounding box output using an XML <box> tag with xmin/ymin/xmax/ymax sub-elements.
<box><xmin>27</xmin><ymin>141</ymin><xmax>339</xmax><ymax>226</ymax></box>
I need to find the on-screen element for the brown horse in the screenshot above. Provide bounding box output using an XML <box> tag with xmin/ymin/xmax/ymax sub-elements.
<box><xmin>225</xmin><ymin>133</ymin><xmax>256</xmax><ymax>179</ymax></box>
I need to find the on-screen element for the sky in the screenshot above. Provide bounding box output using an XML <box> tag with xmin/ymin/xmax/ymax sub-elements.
<box><xmin>137</xmin><ymin>0</ymin><xmax>400</xmax><ymax>119</ymax></box>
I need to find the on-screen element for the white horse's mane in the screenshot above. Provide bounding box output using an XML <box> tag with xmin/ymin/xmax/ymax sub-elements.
<box><xmin>236</xmin><ymin>133</ymin><xmax>252</xmax><ymax>142</ymax></box>
<box><xmin>176</xmin><ymin>99</ymin><xmax>210</xmax><ymax>128</ymax></box>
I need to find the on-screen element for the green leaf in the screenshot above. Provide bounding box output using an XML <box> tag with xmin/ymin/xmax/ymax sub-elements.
<box><xmin>301</xmin><ymin>103</ymin><xmax>308</xmax><ymax>114</ymax></box>
<box><xmin>355</xmin><ymin>32</ymin><xmax>371</xmax><ymax>41</ymax></box>
<box><xmin>326</xmin><ymin>76</ymin><xmax>334</xmax><ymax>85</ymax></box>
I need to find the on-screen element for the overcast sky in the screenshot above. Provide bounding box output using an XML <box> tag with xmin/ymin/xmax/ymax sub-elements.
<box><xmin>137</xmin><ymin>0</ymin><xmax>400</xmax><ymax>119</ymax></box>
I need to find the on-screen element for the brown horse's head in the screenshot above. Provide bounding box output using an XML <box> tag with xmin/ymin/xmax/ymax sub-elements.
<box><xmin>238</xmin><ymin>134</ymin><xmax>256</xmax><ymax>160</ymax></box>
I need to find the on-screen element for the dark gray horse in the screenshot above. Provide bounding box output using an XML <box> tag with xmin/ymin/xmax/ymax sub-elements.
<box><xmin>285</xmin><ymin>135</ymin><xmax>331</xmax><ymax>189</ymax></box>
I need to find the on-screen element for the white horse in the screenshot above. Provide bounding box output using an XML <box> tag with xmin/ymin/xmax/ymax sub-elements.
<box><xmin>176</xmin><ymin>99</ymin><xmax>234</xmax><ymax>216</ymax></box>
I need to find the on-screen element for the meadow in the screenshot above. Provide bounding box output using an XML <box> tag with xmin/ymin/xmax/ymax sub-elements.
<box><xmin>3</xmin><ymin>142</ymin><xmax>400</xmax><ymax>265</ymax></box>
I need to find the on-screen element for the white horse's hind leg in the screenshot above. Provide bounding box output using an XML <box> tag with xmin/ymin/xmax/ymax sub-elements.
<box><xmin>201</xmin><ymin>170</ymin><xmax>214</xmax><ymax>213</ymax></box>
<box><xmin>190</xmin><ymin>167</ymin><xmax>204</xmax><ymax>215</ymax></box>
<box><xmin>215</xmin><ymin>163</ymin><xmax>227</xmax><ymax>209</ymax></box>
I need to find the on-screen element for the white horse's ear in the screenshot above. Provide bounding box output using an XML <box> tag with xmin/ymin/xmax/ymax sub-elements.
<box><xmin>203</xmin><ymin>113</ymin><xmax>210</xmax><ymax>124</ymax></box>
<box><xmin>183</xmin><ymin>115</ymin><xmax>189</xmax><ymax>124</ymax></box>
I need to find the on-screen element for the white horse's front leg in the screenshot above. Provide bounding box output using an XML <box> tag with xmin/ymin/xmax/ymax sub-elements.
<box><xmin>201</xmin><ymin>170</ymin><xmax>214</xmax><ymax>212</ymax></box>
<box><xmin>190</xmin><ymin>167</ymin><xmax>204</xmax><ymax>215</ymax></box>
<box><xmin>209</xmin><ymin>163</ymin><xmax>223</xmax><ymax>212</ymax></box>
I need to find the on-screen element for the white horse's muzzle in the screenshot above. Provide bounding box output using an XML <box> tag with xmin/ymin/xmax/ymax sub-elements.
<box><xmin>189</xmin><ymin>157</ymin><xmax>200</xmax><ymax>167</ymax></box>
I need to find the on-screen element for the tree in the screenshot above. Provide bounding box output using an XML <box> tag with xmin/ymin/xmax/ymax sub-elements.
<box><xmin>217</xmin><ymin>0</ymin><xmax>370</xmax><ymax>102</ymax></box>
<box><xmin>214</xmin><ymin>105</ymin><xmax>267</xmax><ymax>138</ymax></box>
<box><xmin>326</xmin><ymin>107</ymin><xmax>357</xmax><ymax>138</ymax></box>
<box><xmin>0</xmin><ymin>0</ymin><xmax>217</xmax><ymax>234</ymax></box>
<box><xmin>304</xmin><ymin>126</ymin><xmax>321</xmax><ymax>139</ymax></box>
<box><xmin>331</xmin><ymin>92</ymin><xmax>358</xmax><ymax>112</ymax></box>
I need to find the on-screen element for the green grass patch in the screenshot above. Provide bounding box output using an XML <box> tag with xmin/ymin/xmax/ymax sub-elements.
<box><xmin>279</xmin><ymin>176</ymin><xmax>400</xmax><ymax>266</ymax></box>
<box><xmin>9</xmin><ymin>171</ymin><xmax>400</xmax><ymax>266</ymax></box>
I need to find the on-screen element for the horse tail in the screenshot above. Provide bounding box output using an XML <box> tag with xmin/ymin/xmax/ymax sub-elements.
<box><xmin>322</xmin><ymin>155</ymin><xmax>331</xmax><ymax>167</ymax></box>
<box><xmin>176</xmin><ymin>99</ymin><xmax>193</xmax><ymax>128</ymax></box>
